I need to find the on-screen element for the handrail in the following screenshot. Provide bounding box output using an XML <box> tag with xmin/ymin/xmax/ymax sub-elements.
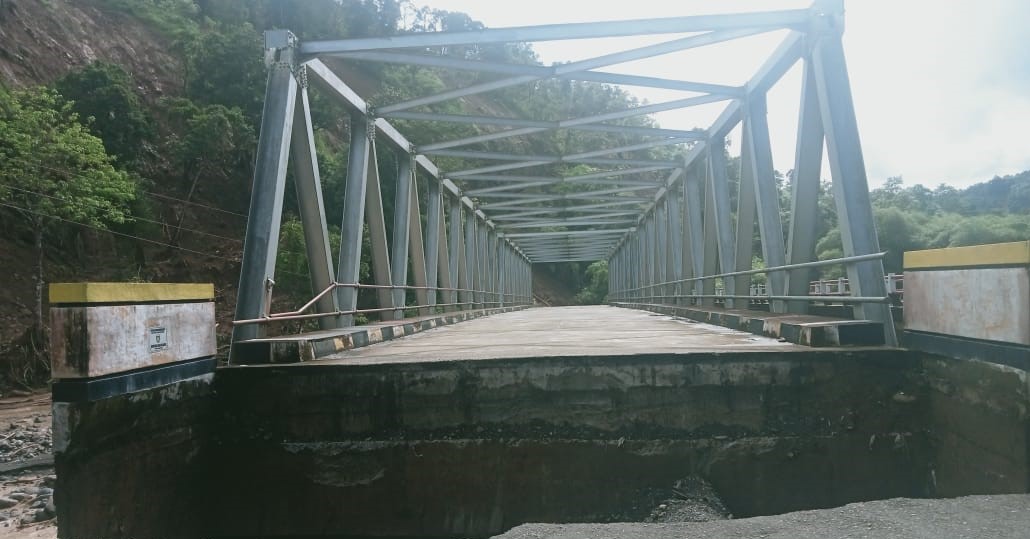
<box><xmin>235</xmin><ymin>280</ymin><xmax>532</xmax><ymax>327</ymax></box>
<box><xmin>614</xmin><ymin>251</ymin><xmax>887</xmax><ymax>295</ymax></box>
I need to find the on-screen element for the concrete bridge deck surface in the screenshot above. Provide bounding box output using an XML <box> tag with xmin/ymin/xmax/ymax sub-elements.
<box><xmin>323</xmin><ymin>305</ymin><xmax>803</xmax><ymax>364</ymax></box>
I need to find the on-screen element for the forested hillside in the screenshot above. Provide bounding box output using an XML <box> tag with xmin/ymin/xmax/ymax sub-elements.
<box><xmin>0</xmin><ymin>0</ymin><xmax>1027</xmax><ymax>387</ymax></box>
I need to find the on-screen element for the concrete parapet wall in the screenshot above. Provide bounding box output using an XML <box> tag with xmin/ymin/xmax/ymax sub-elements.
<box><xmin>903</xmin><ymin>241</ymin><xmax>1030</xmax><ymax>347</ymax></box>
<box><xmin>905</xmin><ymin>267</ymin><xmax>1029</xmax><ymax>346</ymax></box>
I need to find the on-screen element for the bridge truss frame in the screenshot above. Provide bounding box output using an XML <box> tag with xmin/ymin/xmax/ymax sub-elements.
<box><xmin>230</xmin><ymin>0</ymin><xmax>897</xmax><ymax>358</ymax></box>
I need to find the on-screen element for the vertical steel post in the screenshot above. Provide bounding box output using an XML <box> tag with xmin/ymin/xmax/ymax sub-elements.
<box><xmin>667</xmin><ymin>190</ymin><xmax>683</xmax><ymax>304</ymax></box>
<box><xmin>425</xmin><ymin>178</ymin><xmax>442</xmax><ymax>309</ymax></box>
<box><xmin>231</xmin><ymin>63</ymin><xmax>298</xmax><ymax>349</ymax></box>
<box><xmin>478</xmin><ymin>224</ymin><xmax>490</xmax><ymax>307</ymax></box>
<box><xmin>733</xmin><ymin>119</ymin><xmax>757</xmax><ymax>309</ymax></box>
<box><xmin>290</xmin><ymin>84</ymin><xmax>340</xmax><ymax>329</ymax></box>
<box><xmin>336</xmin><ymin>115</ymin><xmax>371</xmax><ymax>326</ymax></box>
<box><xmin>460</xmin><ymin>208</ymin><xmax>472</xmax><ymax>309</ymax></box>
<box><xmin>811</xmin><ymin>16</ymin><xmax>898</xmax><ymax>345</ymax></box>
<box><xmin>785</xmin><ymin>59</ymin><xmax>825</xmax><ymax>314</ymax></box>
<box><xmin>643</xmin><ymin>215</ymin><xmax>654</xmax><ymax>303</ymax></box>
<box><xmin>390</xmin><ymin>156</ymin><xmax>414</xmax><ymax>319</ymax></box>
<box><xmin>707</xmin><ymin>138</ymin><xmax>736</xmax><ymax>305</ymax></box>
<box><xmin>363</xmin><ymin>138</ymin><xmax>395</xmax><ymax>319</ymax></box>
<box><xmin>683</xmin><ymin>161</ymin><xmax>705</xmax><ymax>302</ymax></box>
<box><xmin>406</xmin><ymin>174</ymin><xmax>430</xmax><ymax>315</ymax></box>
<box><xmin>497</xmin><ymin>240</ymin><xmax>505</xmax><ymax>307</ymax></box>
<box><xmin>465</xmin><ymin>211</ymin><xmax>479</xmax><ymax>308</ymax></box>
<box><xmin>745</xmin><ymin>94</ymin><xmax>788</xmax><ymax>312</ymax></box>
<box><xmin>655</xmin><ymin>200</ymin><xmax>668</xmax><ymax>305</ymax></box>
<box><xmin>450</xmin><ymin>197</ymin><xmax>465</xmax><ymax>310</ymax></box>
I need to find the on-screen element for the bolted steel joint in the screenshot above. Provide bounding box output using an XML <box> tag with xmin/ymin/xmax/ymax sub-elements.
<box><xmin>264</xmin><ymin>30</ymin><xmax>299</xmax><ymax>71</ymax></box>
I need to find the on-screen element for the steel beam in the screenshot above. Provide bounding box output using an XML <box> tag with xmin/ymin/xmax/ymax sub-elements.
<box><xmin>426</xmin><ymin>176</ymin><xmax>444</xmax><ymax>308</ymax></box>
<box><xmin>364</xmin><ymin>138</ymin><xmax>396</xmax><ymax>319</ymax></box>
<box><xmin>812</xmin><ymin>26</ymin><xmax>897</xmax><ymax>345</ymax></box>
<box><xmin>464</xmin><ymin>210</ymin><xmax>478</xmax><ymax>307</ymax></box>
<box><xmin>390</xmin><ymin>157</ymin><xmax>414</xmax><ymax>318</ymax></box>
<box><xmin>707</xmin><ymin>138</ymin><xmax>736</xmax><ymax>301</ymax></box>
<box><xmin>709</xmin><ymin>31</ymin><xmax>805</xmax><ymax>140</ymax></box>
<box><xmin>655</xmin><ymin>199</ymin><xmax>668</xmax><ymax>300</ymax></box>
<box><xmin>732</xmin><ymin>119</ymin><xmax>757</xmax><ymax>309</ymax></box>
<box><xmin>336</xmin><ymin>115</ymin><xmax>371</xmax><ymax>326</ymax></box>
<box><xmin>570</xmin><ymin>71</ymin><xmax>744</xmax><ymax>96</ymax></box>
<box><xmin>232</xmin><ymin>65</ymin><xmax>297</xmax><ymax>348</ymax></box>
<box><xmin>290</xmin><ymin>85</ymin><xmax>340</xmax><ymax>329</ymax></box>
<box><xmin>407</xmin><ymin>167</ymin><xmax>430</xmax><ymax>315</ymax></box>
<box><xmin>745</xmin><ymin>94</ymin><xmax>788</xmax><ymax>311</ymax></box>
<box><xmin>505</xmin><ymin>229</ymin><xmax>631</xmax><ymax>239</ymax></box>
<box><xmin>377</xmin><ymin>29</ymin><xmax>770</xmax><ymax>115</ymax></box>
<box><xmin>500</xmin><ymin>219</ymin><xmax>636</xmax><ymax>229</ymax></box>
<box><xmin>448</xmin><ymin>195</ymin><xmax>463</xmax><ymax>310</ymax></box>
<box><xmin>300</xmin><ymin>9</ymin><xmax>812</xmax><ymax>53</ymax></box>
<box><xmin>329</xmin><ymin>51</ymin><xmax>744</xmax><ymax>97</ymax></box>
<box><xmin>667</xmin><ymin>184</ymin><xmax>684</xmax><ymax>301</ymax></box>
<box><xmin>785</xmin><ymin>59</ymin><xmax>825</xmax><ymax>313</ymax></box>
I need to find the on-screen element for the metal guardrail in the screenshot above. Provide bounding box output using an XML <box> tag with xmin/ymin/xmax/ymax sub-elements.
<box><xmin>234</xmin><ymin>281</ymin><xmax>532</xmax><ymax>327</ymax></box>
<box><xmin>609</xmin><ymin>252</ymin><xmax>892</xmax><ymax>305</ymax></box>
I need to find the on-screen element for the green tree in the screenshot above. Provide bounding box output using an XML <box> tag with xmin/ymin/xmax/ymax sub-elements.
<box><xmin>181</xmin><ymin>22</ymin><xmax>266</xmax><ymax>123</ymax></box>
<box><xmin>55</xmin><ymin>61</ymin><xmax>154</xmax><ymax>168</ymax></box>
<box><xmin>160</xmin><ymin>97</ymin><xmax>256</xmax><ymax>240</ymax></box>
<box><xmin>0</xmin><ymin>88</ymin><xmax>136</xmax><ymax>334</ymax></box>
<box><xmin>574</xmin><ymin>261</ymin><xmax>609</xmax><ymax>305</ymax></box>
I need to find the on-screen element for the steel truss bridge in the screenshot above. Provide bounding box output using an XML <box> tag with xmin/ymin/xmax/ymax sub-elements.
<box><xmin>229</xmin><ymin>0</ymin><xmax>897</xmax><ymax>361</ymax></box>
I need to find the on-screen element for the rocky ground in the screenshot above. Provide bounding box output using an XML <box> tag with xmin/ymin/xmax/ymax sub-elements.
<box><xmin>496</xmin><ymin>494</ymin><xmax>1030</xmax><ymax>539</ymax></box>
<box><xmin>645</xmin><ymin>476</ymin><xmax>732</xmax><ymax>523</ymax></box>
<box><xmin>0</xmin><ymin>391</ymin><xmax>57</xmax><ymax>538</ymax></box>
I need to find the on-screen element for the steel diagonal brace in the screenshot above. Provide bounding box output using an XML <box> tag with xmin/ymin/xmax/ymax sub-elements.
<box><xmin>376</xmin><ymin>27</ymin><xmax>772</xmax><ymax>115</ymax></box>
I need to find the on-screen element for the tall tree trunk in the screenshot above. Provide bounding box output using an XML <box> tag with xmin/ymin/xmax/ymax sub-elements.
<box><xmin>171</xmin><ymin>168</ymin><xmax>203</xmax><ymax>246</ymax></box>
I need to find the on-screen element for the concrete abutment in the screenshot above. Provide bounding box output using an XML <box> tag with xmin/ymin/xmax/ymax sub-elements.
<box><xmin>54</xmin><ymin>346</ymin><xmax>1030</xmax><ymax>538</ymax></box>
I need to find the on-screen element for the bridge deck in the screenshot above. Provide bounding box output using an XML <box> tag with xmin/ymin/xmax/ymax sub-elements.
<box><xmin>321</xmin><ymin>305</ymin><xmax>801</xmax><ymax>365</ymax></box>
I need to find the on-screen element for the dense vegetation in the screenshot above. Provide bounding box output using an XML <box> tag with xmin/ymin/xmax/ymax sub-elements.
<box><xmin>0</xmin><ymin>0</ymin><xmax>1027</xmax><ymax>385</ymax></box>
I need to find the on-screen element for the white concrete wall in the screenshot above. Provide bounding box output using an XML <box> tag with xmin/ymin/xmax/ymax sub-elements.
<box><xmin>51</xmin><ymin>302</ymin><xmax>216</xmax><ymax>378</ymax></box>
<box><xmin>904</xmin><ymin>268</ymin><xmax>1030</xmax><ymax>346</ymax></box>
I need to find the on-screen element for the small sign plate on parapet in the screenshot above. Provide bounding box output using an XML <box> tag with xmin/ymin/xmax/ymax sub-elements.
<box><xmin>149</xmin><ymin>327</ymin><xmax>169</xmax><ymax>353</ymax></box>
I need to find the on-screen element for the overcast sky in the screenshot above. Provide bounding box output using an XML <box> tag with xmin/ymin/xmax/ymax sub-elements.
<box><xmin>413</xmin><ymin>0</ymin><xmax>1030</xmax><ymax>188</ymax></box>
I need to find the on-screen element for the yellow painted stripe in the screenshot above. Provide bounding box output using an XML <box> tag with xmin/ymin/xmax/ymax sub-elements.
<box><xmin>49</xmin><ymin>283</ymin><xmax>214</xmax><ymax>304</ymax></box>
<box><xmin>904</xmin><ymin>241</ymin><xmax>1030</xmax><ymax>269</ymax></box>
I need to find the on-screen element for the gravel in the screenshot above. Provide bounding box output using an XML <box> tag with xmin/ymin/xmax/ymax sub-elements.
<box><xmin>0</xmin><ymin>405</ymin><xmax>57</xmax><ymax>534</ymax></box>
<box><xmin>0</xmin><ymin>415</ymin><xmax>51</xmax><ymax>463</ymax></box>
<box><xmin>645</xmin><ymin>476</ymin><xmax>731</xmax><ymax>523</ymax></box>
<box><xmin>494</xmin><ymin>494</ymin><xmax>1030</xmax><ymax>539</ymax></box>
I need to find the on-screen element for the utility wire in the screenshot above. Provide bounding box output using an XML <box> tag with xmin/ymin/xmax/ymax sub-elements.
<box><xmin>5</xmin><ymin>156</ymin><xmax>250</xmax><ymax>219</ymax></box>
<box><xmin>0</xmin><ymin>201</ymin><xmax>318</xmax><ymax>281</ymax></box>
<box><xmin>143</xmin><ymin>190</ymin><xmax>249</xmax><ymax>219</ymax></box>
<box><xmin>2</xmin><ymin>184</ymin><xmax>244</xmax><ymax>244</ymax></box>
<box><xmin>0</xmin><ymin>201</ymin><xmax>240</xmax><ymax>263</ymax></box>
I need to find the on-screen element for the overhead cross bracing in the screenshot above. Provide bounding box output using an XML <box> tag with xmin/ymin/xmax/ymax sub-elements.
<box><xmin>230</xmin><ymin>0</ymin><xmax>899</xmax><ymax>357</ymax></box>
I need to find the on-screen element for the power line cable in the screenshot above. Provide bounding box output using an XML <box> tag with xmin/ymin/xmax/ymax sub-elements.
<box><xmin>2</xmin><ymin>184</ymin><xmax>245</xmax><ymax>244</ymax></box>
